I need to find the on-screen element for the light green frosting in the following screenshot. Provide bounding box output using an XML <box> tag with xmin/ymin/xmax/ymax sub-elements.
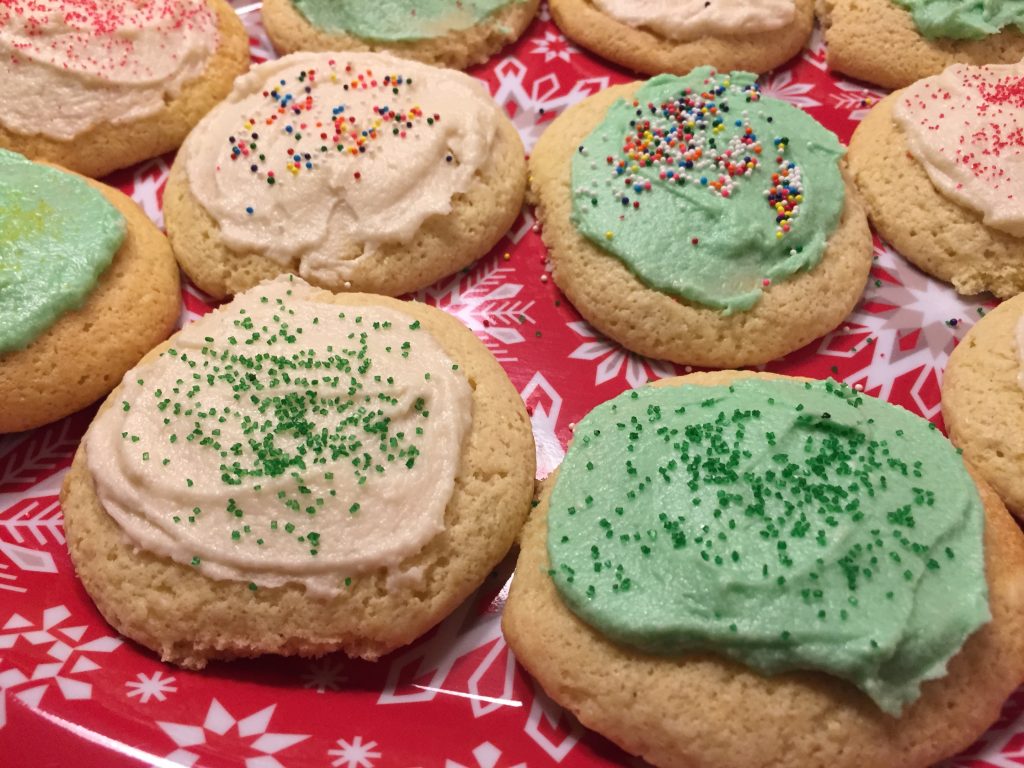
<box><xmin>291</xmin><ymin>0</ymin><xmax>519</xmax><ymax>40</ymax></box>
<box><xmin>894</xmin><ymin>0</ymin><xmax>1024</xmax><ymax>39</ymax></box>
<box><xmin>571</xmin><ymin>69</ymin><xmax>846</xmax><ymax>314</ymax></box>
<box><xmin>0</xmin><ymin>150</ymin><xmax>125</xmax><ymax>356</ymax></box>
<box><xmin>547</xmin><ymin>378</ymin><xmax>990</xmax><ymax>715</ymax></box>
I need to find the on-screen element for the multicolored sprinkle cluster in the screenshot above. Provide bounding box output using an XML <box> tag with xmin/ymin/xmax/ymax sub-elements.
<box><xmin>226</xmin><ymin>63</ymin><xmax>439</xmax><ymax>186</ymax></box>
<box><xmin>600</xmin><ymin>77</ymin><xmax>805</xmax><ymax>239</ymax></box>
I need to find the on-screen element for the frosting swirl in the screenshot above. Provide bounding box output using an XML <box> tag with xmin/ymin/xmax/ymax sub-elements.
<box><xmin>0</xmin><ymin>0</ymin><xmax>219</xmax><ymax>141</ymax></box>
<box><xmin>86</xmin><ymin>277</ymin><xmax>473</xmax><ymax>597</ymax></box>
<box><xmin>894</xmin><ymin>63</ymin><xmax>1024</xmax><ymax>238</ymax></box>
<box><xmin>182</xmin><ymin>52</ymin><xmax>500</xmax><ymax>289</ymax></box>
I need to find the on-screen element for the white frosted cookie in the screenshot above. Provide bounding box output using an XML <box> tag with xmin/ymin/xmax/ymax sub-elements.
<box><xmin>848</xmin><ymin>63</ymin><xmax>1024</xmax><ymax>297</ymax></box>
<box><xmin>61</xmin><ymin>277</ymin><xmax>536</xmax><ymax>668</ymax></box>
<box><xmin>0</xmin><ymin>0</ymin><xmax>250</xmax><ymax>179</ymax></box>
<box><xmin>164</xmin><ymin>51</ymin><xmax>527</xmax><ymax>300</ymax></box>
<box><xmin>549</xmin><ymin>0</ymin><xmax>814</xmax><ymax>76</ymax></box>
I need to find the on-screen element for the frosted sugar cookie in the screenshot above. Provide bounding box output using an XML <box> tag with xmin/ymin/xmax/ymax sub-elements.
<box><xmin>529</xmin><ymin>68</ymin><xmax>873</xmax><ymax>368</ymax></box>
<box><xmin>262</xmin><ymin>0</ymin><xmax>540</xmax><ymax>70</ymax></box>
<box><xmin>0</xmin><ymin>150</ymin><xmax>180</xmax><ymax>434</ymax></box>
<box><xmin>819</xmin><ymin>0</ymin><xmax>1024</xmax><ymax>89</ymax></box>
<box><xmin>549</xmin><ymin>0</ymin><xmax>814</xmax><ymax>76</ymax></box>
<box><xmin>504</xmin><ymin>372</ymin><xmax>1024</xmax><ymax>768</ymax></box>
<box><xmin>60</xmin><ymin>276</ymin><xmax>535</xmax><ymax>668</ymax></box>
<box><xmin>164</xmin><ymin>52</ymin><xmax>527</xmax><ymax>300</ymax></box>
<box><xmin>943</xmin><ymin>294</ymin><xmax>1024</xmax><ymax>522</ymax></box>
<box><xmin>848</xmin><ymin>63</ymin><xmax>1024</xmax><ymax>297</ymax></box>
<box><xmin>0</xmin><ymin>0</ymin><xmax>250</xmax><ymax>179</ymax></box>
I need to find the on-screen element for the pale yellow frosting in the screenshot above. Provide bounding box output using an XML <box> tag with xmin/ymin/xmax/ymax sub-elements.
<box><xmin>894</xmin><ymin>63</ymin><xmax>1024</xmax><ymax>238</ymax></box>
<box><xmin>182</xmin><ymin>52</ymin><xmax>500</xmax><ymax>289</ymax></box>
<box><xmin>86</xmin><ymin>277</ymin><xmax>473</xmax><ymax>597</ymax></box>
<box><xmin>590</xmin><ymin>0</ymin><xmax>796</xmax><ymax>40</ymax></box>
<box><xmin>0</xmin><ymin>0</ymin><xmax>219</xmax><ymax>141</ymax></box>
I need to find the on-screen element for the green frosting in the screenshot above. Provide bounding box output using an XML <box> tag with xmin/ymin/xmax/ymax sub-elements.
<box><xmin>571</xmin><ymin>69</ymin><xmax>846</xmax><ymax>314</ymax></box>
<box><xmin>547</xmin><ymin>378</ymin><xmax>990</xmax><ymax>715</ymax></box>
<box><xmin>0</xmin><ymin>150</ymin><xmax>125</xmax><ymax>356</ymax></box>
<box><xmin>894</xmin><ymin>0</ymin><xmax>1024</xmax><ymax>39</ymax></box>
<box><xmin>291</xmin><ymin>0</ymin><xmax>519</xmax><ymax>40</ymax></box>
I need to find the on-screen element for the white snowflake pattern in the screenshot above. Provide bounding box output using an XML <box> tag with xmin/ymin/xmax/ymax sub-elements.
<box><xmin>328</xmin><ymin>736</ymin><xmax>382</xmax><ymax>768</ymax></box>
<box><xmin>301</xmin><ymin>658</ymin><xmax>347</xmax><ymax>694</ymax></box>
<box><xmin>125</xmin><ymin>671</ymin><xmax>178</xmax><ymax>704</ymax></box>
<box><xmin>445</xmin><ymin>741</ymin><xmax>527</xmax><ymax>768</ymax></box>
<box><xmin>829</xmin><ymin>79</ymin><xmax>886</xmax><ymax>123</ymax></box>
<box><xmin>416</xmin><ymin>254</ymin><xmax>536</xmax><ymax>363</ymax></box>
<box><xmin>816</xmin><ymin>241</ymin><xmax>989</xmax><ymax>418</ymax></box>
<box><xmin>529</xmin><ymin>30</ymin><xmax>577</xmax><ymax>63</ymax></box>
<box><xmin>0</xmin><ymin>604</ymin><xmax>122</xmax><ymax>729</ymax></box>
<box><xmin>758</xmin><ymin>69</ymin><xmax>821</xmax><ymax>110</ymax></box>
<box><xmin>566</xmin><ymin>320</ymin><xmax>676</xmax><ymax>388</ymax></box>
<box><xmin>157</xmin><ymin>698</ymin><xmax>309</xmax><ymax>768</ymax></box>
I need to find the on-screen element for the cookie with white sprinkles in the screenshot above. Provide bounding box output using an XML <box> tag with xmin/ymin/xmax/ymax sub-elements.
<box><xmin>61</xmin><ymin>276</ymin><xmax>535</xmax><ymax>668</ymax></box>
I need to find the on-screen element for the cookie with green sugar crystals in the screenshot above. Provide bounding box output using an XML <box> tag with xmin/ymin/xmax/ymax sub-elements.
<box><xmin>0</xmin><ymin>150</ymin><xmax>180</xmax><ymax>433</ymax></box>
<box><xmin>529</xmin><ymin>68</ymin><xmax>873</xmax><ymax>369</ymax></box>
<box><xmin>503</xmin><ymin>370</ymin><xmax>1024</xmax><ymax>768</ymax></box>
<box><xmin>818</xmin><ymin>0</ymin><xmax>1024</xmax><ymax>89</ymax></box>
<box><xmin>61</xmin><ymin>276</ymin><xmax>535</xmax><ymax>668</ymax></box>
<box><xmin>261</xmin><ymin>0</ymin><xmax>540</xmax><ymax>70</ymax></box>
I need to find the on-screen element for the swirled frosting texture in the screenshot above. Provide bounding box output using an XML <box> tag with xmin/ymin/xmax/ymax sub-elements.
<box><xmin>0</xmin><ymin>0</ymin><xmax>219</xmax><ymax>141</ymax></box>
<box><xmin>547</xmin><ymin>378</ymin><xmax>989</xmax><ymax>714</ymax></box>
<box><xmin>894</xmin><ymin>0</ymin><xmax>1024</xmax><ymax>39</ymax></box>
<box><xmin>86</xmin><ymin>277</ymin><xmax>472</xmax><ymax>597</ymax></box>
<box><xmin>894</xmin><ymin>63</ymin><xmax>1024</xmax><ymax>238</ymax></box>
<box><xmin>183</xmin><ymin>52</ymin><xmax>499</xmax><ymax>288</ymax></box>
<box><xmin>292</xmin><ymin>0</ymin><xmax>519</xmax><ymax>40</ymax></box>
<box><xmin>0</xmin><ymin>150</ymin><xmax>124</xmax><ymax>355</ymax></box>
<box><xmin>571</xmin><ymin>69</ymin><xmax>845</xmax><ymax>314</ymax></box>
<box><xmin>591</xmin><ymin>0</ymin><xmax>795</xmax><ymax>41</ymax></box>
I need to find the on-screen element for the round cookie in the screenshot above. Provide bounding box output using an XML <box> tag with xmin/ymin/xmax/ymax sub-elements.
<box><xmin>848</xmin><ymin>92</ymin><xmax>1024</xmax><ymax>298</ymax></box>
<box><xmin>943</xmin><ymin>295</ymin><xmax>1024</xmax><ymax>523</ymax></box>
<box><xmin>503</xmin><ymin>370</ymin><xmax>1024</xmax><ymax>768</ymax></box>
<box><xmin>262</xmin><ymin>0</ymin><xmax>539</xmax><ymax>70</ymax></box>
<box><xmin>60</xmin><ymin>282</ymin><xmax>536</xmax><ymax>668</ymax></box>
<box><xmin>164</xmin><ymin>52</ymin><xmax>527</xmax><ymax>300</ymax></box>
<box><xmin>0</xmin><ymin>161</ymin><xmax>181</xmax><ymax>434</ymax></box>
<box><xmin>549</xmin><ymin>0</ymin><xmax>814</xmax><ymax>76</ymax></box>
<box><xmin>530</xmin><ymin>78</ymin><xmax>873</xmax><ymax>369</ymax></box>
<box><xmin>819</xmin><ymin>0</ymin><xmax>1024</xmax><ymax>90</ymax></box>
<box><xmin>0</xmin><ymin>0</ymin><xmax>250</xmax><ymax>179</ymax></box>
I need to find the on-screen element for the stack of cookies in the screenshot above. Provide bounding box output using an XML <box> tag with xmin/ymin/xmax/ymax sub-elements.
<box><xmin>3</xmin><ymin>1</ymin><xmax>1024</xmax><ymax>766</ymax></box>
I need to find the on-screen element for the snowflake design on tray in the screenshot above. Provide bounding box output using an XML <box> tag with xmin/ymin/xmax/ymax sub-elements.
<box><xmin>301</xmin><ymin>658</ymin><xmax>347</xmax><ymax>694</ymax></box>
<box><xmin>829</xmin><ymin>78</ymin><xmax>886</xmax><ymax>124</ymax></box>
<box><xmin>567</xmin><ymin>320</ymin><xmax>677</xmax><ymax>388</ymax></box>
<box><xmin>125</xmin><ymin>670</ymin><xmax>178</xmax><ymax>704</ymax></box>
<box><xmin>758</xmin><ymin>68</ymin><xmax>822</xmax><ymax>110</ymax></box>
<box><xmin>0</xmin><ymin>496</ymin><xmax>62</xmax><ymax>594</ymax></box>
<box><xmin>157</xmin><ymin>698</ymin><xmax>309</xmax><ymax>768</ymax></box>
<box><xmin>0</xmin><ymin>605</ymin><xmax>122</xmax><ymax>729</ymax></box>
<box><xmin>815</xmin><ymin>241</ymin><xmax>990</xmax><ymax>419</ymax></box>
<box><xmin>415</xmin><ymin>253</ymin><xmax>536</xmax><ymax>363</ymax></box>
<box><xmin>328</xmin><ymin>736</ymin><xmax>381</xmax><ymax>768</ymax></box>
<box><xmin>529</xmin><ymin>29</ymin><xmax>577</xmax><ymax>64</ymax></box>
<box><xmin>445</xmin><ymin>741</ymin><xmax>527</xmax><ymax>768</ymax></box>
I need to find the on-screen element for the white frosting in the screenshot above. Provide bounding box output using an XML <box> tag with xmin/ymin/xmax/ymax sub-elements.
<box><xmin>183</xmin><ymin>52</ymin><xmax>499</xmax><ymax>289</ymax></box>
<box><xmin>0</xmin><ymin>0</ymin><xmax>219</xmax><ymax>141</ymax></box>
<box><xmin>894</xmin><ymin>63</ymin><xmax>1024</xmax><ymax>238</ymax></box>
<box><xmin>591</xmin><ymin>0</ymin><xmax>796</xmax><ymax>40</ymax></box>
<box><xmin>86</xmin><ymin>277</ymin><xmax>473</xmax><ymax>597</ymax></box>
